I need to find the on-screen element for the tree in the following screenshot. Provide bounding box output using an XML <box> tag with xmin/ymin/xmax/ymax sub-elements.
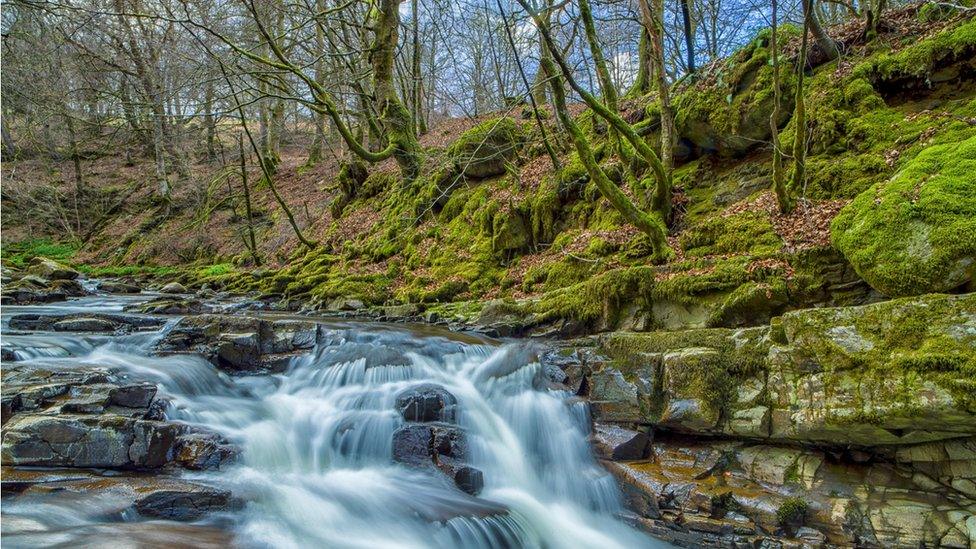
<box><xmin>790</xmin><ymin>0</ymin><xmax>813</xmax><ymax>203</ymax></box>
<box><xmin>769</xmin><ymin>0</ymin><xmax>791</xmax><ymax>213</ymax></box>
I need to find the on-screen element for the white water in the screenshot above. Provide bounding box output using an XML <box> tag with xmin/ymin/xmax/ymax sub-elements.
<box><xmin>1</xmin><ymin>295</ymin><xmax>663</xmax><ymax>548</ymax></box>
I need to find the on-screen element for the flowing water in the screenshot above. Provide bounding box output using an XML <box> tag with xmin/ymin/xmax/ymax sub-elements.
<box><xmin>1</xmin><ymin>292</ymin><xmax>665</xmax><ymax>548</ymax></box>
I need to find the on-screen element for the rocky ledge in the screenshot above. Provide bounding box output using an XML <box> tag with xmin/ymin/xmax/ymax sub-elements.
<box><xmin>549</xmin><ymin>292</ymin><xmax>976</xmax><ymax>547</ymax></box>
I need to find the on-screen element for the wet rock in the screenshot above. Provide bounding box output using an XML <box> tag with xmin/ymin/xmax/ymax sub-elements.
<box><xmin>109</xmin><ymin>383</ymin><xmax>158</xmax><ymax>408</ymax></box>
<box><xmin>48</xmin><ymin>279</ymin><xmax>88</xmax><ymax>297</ymax></box>
<box><xmin>52</xmin><ymin>317</ymin><xmax>118</xmax><ymax>332</ymax></box>
<box><xmin>97</xmin><ymin>280</ymin><xmax>142</xmax><ymax>294</ymax></box>
<box><xmin>1</xmin><ymin>347</ymin><xmax>17</xmax><ymax>362</ymax></box>
<box><xmin>160</xmin><ymin>282</ymin><xmax>188</xmax><ymax>294</ymax></box>
<box><xmin>392</xmin><ymin>423</ymin><xmax>482</xmax><ymax>495</ymax></box>
<box><xmin>130</xmin><ymin>296</ymin><xmax>212</xmax><ymax>315</ymax></box>
<box><xmin>0</xmin><ymin>414</ymin><xmax>183</xmax><ymax>469</ymax></box>
<box><xmin>173</xmin><ymin>432</ymin><xmax>238</xmax><ymax>470</ymax></box>
<box><xmin>593</xmin><ymin>424</ymin><xmax>652</xmax><ymax>461</ymax></box>
<box><xmin>9</xmin><ymin>313</ymin><xmax>164</xmax><ymax>333</ymax></box>
<box><xmin>396</xmin><ymin>384</ymin><xmax>458</xmax><ymax>423</ymax></box>
<box><xmin>26</xmin><ymin>257</ymin><xmax>79</xmax><ymax>280</ymax></box>
<box><xmin>134</xmin><ymin>486</ymin><xmax>242</xmax><ymax>521</ymax></box>
<box><xmin>453</xmin><ymin>466</ymin><xmax>484</xmax><ymax>496</ymax></box>
<box><xmin>155</xmin><ymin>315</ymin><xmax>320</xmax><ymax>373</ymax></box>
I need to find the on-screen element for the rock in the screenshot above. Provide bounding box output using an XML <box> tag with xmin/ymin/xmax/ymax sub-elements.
<box><xmin>0</xmin><ymin>414</ymin><xmax>183</xmax><ymax>469</ymax></box>
<box><xmin>173</xmin><ymin>432</ymin><xmax>238</xmax><ymax>470</ymax></box>
<box><xmin>130</xmin><ymin>297</ymin><xmax>211</xmax><ymax>315</ymax></box>
<box><xmin>155</xmin><ymin>315</ymin><xmax>320</xmax><ymax>373</ymax></box>
<box><xmin>659</xmin><ymin>348</ymin><xmax>727</xmax><ymax>431</ymax></box>
<box><xmin>47</xmin><ymin>279</ymin><xmax>88</xmax><ymax>297</ymax></box>
<box><xmin>453</xmin><ymin>466</ymin><xmax>484</xmax><ymax>496</ymax></box>
<box><xmin>392</xmin><ymin>423</ymin><xmax>482</xmax><ymax>495</ymax></box>
<box><xmin>52</xmin><ymin>317</ymin><xmax>118</xmax><ymax>332</ymax></box>
<box><xmin>396</xmin><ymin>384</ymin><xmax>458</xmax><ymax>423</ymax></box>
<box><xmin>9</xmin><ymin>313</ymin><xmax>164</xmax><ymax>333</ymax></box>
<box><xmin>795</xmin><ymin>527</ymin><xmax>827</xmax><ymax>547</ymax></box>
<box><xmin>134</xmin><ymin>487</ymin><xmax>241</xmax><ymax>521</ymax></box>
<box><xmin>98</xmin><ymin>280</ymin><xmax>142</xmax><ymax>294</ymax></box>
<box><xmin>448</xmin><ymin>117</ymin><xmax>523</xmax><ymax>179</ymax></box>
<box><xmin>26</xmin><ymin>257</ymin><xmax>79</xmax><ymax>280</ymax></box>
<box><xmin>328</xmin><ymin>297</ymin><xmax>365</xmax><ymax>311</ymax></box>
<box><xmin>160</xmin><ymin>282</ymin><xmax>188</xmax><ymax>294</ymax></box>
<box><xmin>109</xmin><ymin>383</ymin><xmax>157</xmax><ymax>408</ymax></box>
<box><xmin>593</xmin><ymin>424</ymin><xmax>652</xmax><ymax>460</ymax></box>
<box><xmin>831</xmin><ymin>136</ymin><xmax>976</xmax><ymax>297</ymax></box>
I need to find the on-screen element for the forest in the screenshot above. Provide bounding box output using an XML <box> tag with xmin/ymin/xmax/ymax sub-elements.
<box><xmin>1</xmin><ymin>0</ymin><xmax>975</xmax><ymax>546</ymax></box>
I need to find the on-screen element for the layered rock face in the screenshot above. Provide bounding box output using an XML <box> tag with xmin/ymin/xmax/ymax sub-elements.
<box><xmin>571</xmin><ymin>293</ymin><xmax>976</xmax><ymax>547</ymax></box>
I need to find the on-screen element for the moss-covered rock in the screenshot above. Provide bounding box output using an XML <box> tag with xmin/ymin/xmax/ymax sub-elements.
<box><xmin>831</xmin><ymin>136</ymin><xmax>976</xmax><ymax>297</ymax></box>
<box><xmin>448</xmin><ymin>117</ymin><xmax>523</xmax><ymax>179</ymax></box>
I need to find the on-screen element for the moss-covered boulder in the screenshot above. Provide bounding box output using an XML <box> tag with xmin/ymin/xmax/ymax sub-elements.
<box><xmin>831</xmin><ymin>136</ymin><xmax>976</xmax><ymax>297</ymax></box>
<box><xmin>448</xmin><ymin>117</ymin><xmax>523</xmax><ymax>179</ymax></box>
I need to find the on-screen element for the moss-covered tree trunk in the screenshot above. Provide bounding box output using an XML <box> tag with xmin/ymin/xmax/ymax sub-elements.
<box><xmin>526</xmin><ymin>4</ymin><xmax>672</xmax><ymax>259</ymax></box>
<box><xmin>370</xmin><ymin>0</ymin><xmax>421</xmax><ymax>183</ymax></box>
<box><xmin>639</xmin><ymin>0</ymin><xmax>674</xmax><ymax>220</ymax></box>
<box><xmin>627</xmin><ymin>29</ymin><xmax>652</xmax><ymax>97</ymax></box>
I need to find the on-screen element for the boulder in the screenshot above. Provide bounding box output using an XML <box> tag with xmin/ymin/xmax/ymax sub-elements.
<box><xmin>0</xmin><ymin>414</ymin><xmax>183</xmax><ymax>468</ymax></box>
<box><xmin>129</xmin><ymin>297</ymin><xmax>211</xmax><ymax>315</ymax></box>
<box><xmin>26</xmin><ymin>257</ymin><xmax>79</xmax><ymax>280</ymax></box>
<box><xmin>173</xmin><ymin>432</ymin><xmax>238</xmax><ymax>470</ymax></box>
<box><xmin>160</xmin><ymin>282</ymin><xmax>188</xmax><ymax>294</ymax></box>
<box><xmin>831</xmin><ymin>136</ymin><xmax>976</xmax><ymax>297</ymax></box>
<box><xmin>448</xmin><ymin>117</ymin><xmax>523</xmax><ymax>179</ymax></box>
<box><xmin>395</xmin><ymin>384</ymin><xmax>458</xmax><ymax>423</ymax></box>
<box><xmin>98</xmin><ymin>280</ymin><xmax>142</xmax><ymax>294</ymax></box>
<box><xmin>52</xmin><ymin>317</ymin><xmax>118</xmax><ymax>332</ymax></box>
<box><xmin>8</xmin><ymin>313</ymin><xmax>164</xmax><ymax>333</ymax></box>
<box><xmin>155</xmin><ymin>315</ymin><xmax>319</xmax><ymax>373</ymax></box>
<box><xmin>134</xmin><ymin>486</ymin><xmax>242</xmax><ymax>521</ymax></box>
<box><xmin>392</xmin><ymin>423</ymin><xmax>483</xmax><ymax>495</ymax></box>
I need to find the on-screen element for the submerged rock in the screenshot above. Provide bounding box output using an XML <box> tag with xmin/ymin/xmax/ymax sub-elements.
<box><xmin>97</xmin><ymin>280</ymin><xmax>142</xmax><ymax>294</ymax></box>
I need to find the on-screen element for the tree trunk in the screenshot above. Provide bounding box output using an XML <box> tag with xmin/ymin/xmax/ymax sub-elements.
<box><xmin>680</xmin><ymin>0</ymin><xmax>696</xmax><ymax>72</ymax></box>
<box><xmin>1</xmin><ymin>115</ymin><xmax>17</xmax><ymax>160</ymax></box>
<box><xmin>770</xmin><ymin>0</ymin><xmax>792</xmax><ymax>213</ymax></box>
<box><xmin>790</xmin><ymin>0</ymin><xmax>812</xmax><ymax>200</ymax></box>
<box><xmin>370</xmin><ymin>0</ymin><xmax>421</xmax><ymax>182</ymax></box>
<box><xmin>638</xmin><ymin>0</ymin><xmax>674</xmax><ymax>219</ymax></box>
<box><xmin>808</xmin><ymin>0</ymin><xmax>840</xmax><ymax>60</ymax></box>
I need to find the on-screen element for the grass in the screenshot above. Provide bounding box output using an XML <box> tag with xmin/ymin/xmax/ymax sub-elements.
<box><xmin>1</xmin><ymin>238</ymin><xmax>79</xmax><ymax>268</ymax></box>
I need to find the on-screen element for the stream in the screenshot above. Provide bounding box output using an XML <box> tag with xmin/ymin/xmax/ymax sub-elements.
<box><xmin>1</xmin><ymin>291</ymin><xmax>666</xmax><ymax>548</ymax></box>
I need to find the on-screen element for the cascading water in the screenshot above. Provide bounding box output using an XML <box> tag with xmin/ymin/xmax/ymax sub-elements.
<box><xmin>1</xmin><ymin>294</ymin><xmax>667</xmax><ymax>548</ymax></box>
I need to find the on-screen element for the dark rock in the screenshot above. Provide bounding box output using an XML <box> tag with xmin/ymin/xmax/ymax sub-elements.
<box><xmin>155</xmin><ymin>315</ymin><xmax>319</xmax><ymax>373</ymax></box>
<box><xmin>613</xmin><ymin>431</ymin><xmax>652</xmax><ymax>461</ymax></box>
<box><xmin>98</xmin><ymin>280</ymin><xmax>142</xmax><ymax>294</ymax></box>
<box><xmin>52</xmin><ymin>317</ymin><xmax>117</xmax><ymax>332</ymax></box>
<box><xmin>453</xmin><ymin>466</ymin><xmax>484</xmax><ymax>496</ymax></box>
<box><xmin>134</xmin><ymin>487</ymin><xmax>241</xmax><ymax>521</ymax></box>
<box><xmin>109</xmin><ymin>383</ymin><xmax>158</xmax><ymax>408</ymax></box>
<box><xmin>396</xmin><ymin>384</ymin><xmax>458</xmax><ymax>423</ymax></box>
<box><xmin>8</xmin><ymin>312</ymin><xmax>163</xmax><ymax>333</ymax></box>
<box><xmin>1</xmin><ymin>347</ymin><xmax>17</xmax><ymax>362</ymax></box>
<box><xmin>392</xmin><ymin>423</ymin><xmax>480</xmax><ymax>495</ymax></box>
<box><xmin>48</xmin><ymin>279</ymin><xmax>88</xmax><ymax>297</ymax></box>
<box><xmin>0</xmin><ymin>414</ymin><xmax>184</xmax><ymax>469</ymax></box>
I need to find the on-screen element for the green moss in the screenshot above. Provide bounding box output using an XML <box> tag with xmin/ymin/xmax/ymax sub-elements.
<box><xmin>777</xmin><ymin>496</ymin><xmax>809</xmax><ymax>526</ymax></box>
<box><xmin>679</xmin><ymin>211</ymin><xmax>782</xmax><ymax>257</ymax></box>
<box><xmin>854</xmin><ymin>19</ymin><xmax>976</xmax><ymax>83</ymax></box>
<box><xmin>830</xmin><ymin>135</ymin><xmax>976</xmax><ymax>296</ymax></box>
<box><xmin>2</xmin><ymin>239</ymin><xmax>79</xmax><ymax>268</ymax></box>
<box><xmin>448</xmin><ymin>117</ymin><xmax>524</xmax><ymax>178</ymax></box>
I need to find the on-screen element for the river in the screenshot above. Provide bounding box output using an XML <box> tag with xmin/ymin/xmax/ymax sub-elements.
<box><xmin>1</xmin><ymin>290</ymin><xmax>667</xmax><ymax>548</ymax></box>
